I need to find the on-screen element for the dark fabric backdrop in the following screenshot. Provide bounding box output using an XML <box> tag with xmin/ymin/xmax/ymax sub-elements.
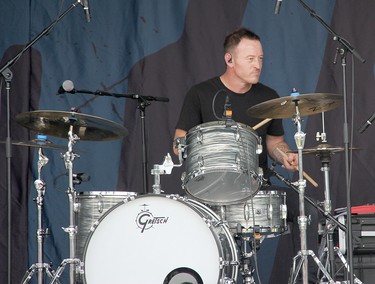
<box><xmin>2</xmin><ymin>1</ymin><xmax>374</xmax><ymax>284</ymax></box>
<box><xmin>0</xmin><ymin>46</ymin><xmax>42</xmax><ymax>283</ymax></box>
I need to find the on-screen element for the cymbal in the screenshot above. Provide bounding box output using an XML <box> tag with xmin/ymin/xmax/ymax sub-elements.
<box><xmin>0</xmin><ymin>138</ymin><xmax>66</xmax><ymax>150</ymax></box>
<box><xmin>288</xmin><ymin>144</ymin><xmax>360</xmax><ymax>155</ymax></box>
<box><xmin>15</xmin><ymin>110</ymin><xmax>128</xmax><ymax>141</ymax></box>
<box><xmin>247</xmin><ymin>93</ymin><xmax>343</xmax><ymax>119</ymax></box>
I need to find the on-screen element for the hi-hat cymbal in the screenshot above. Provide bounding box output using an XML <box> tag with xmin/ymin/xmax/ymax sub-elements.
<box><xmin>247</xmin><ymin>93</ymin><xmax>343</xmax><ymax>119</ymax></box>
<box><xmin>0</xmin><ymin>138</ymin><xmax>66</xmax><ymax>150</ymax></box>
<box><xmin>287</xmin><ymin>144</ymin><xmax>360</xmax><ymax>155</ymax></box>
<box><xmin>15</xmin><ymin>110</ymin><xmax>128</xmax><ymax>141</ymax></box>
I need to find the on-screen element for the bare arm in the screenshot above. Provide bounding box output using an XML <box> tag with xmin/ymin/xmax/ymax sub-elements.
<box><xmin>266</xmin><ymin>134</ymin><xmax>298</xmax><ymax>171</ymax></box>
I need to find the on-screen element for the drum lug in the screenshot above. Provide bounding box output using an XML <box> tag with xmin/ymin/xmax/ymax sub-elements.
<box><xmin>90</xmin><ymin>220</ymin><xmax>100</xmax><ymax>232</ymax></box>
<box><xmin>280</xmin><ymin>204</ymin><xmax>287</xmax><ymax>220</ymax></box>
<box><xmin>235</xmin><ymin>126</ymin><xmax>240</xmax><ymax>142</ymax></box>
<box><xmin>219</xmin><ymin>257</ymin><xmax>229</xmax><ymax>269</ymax></box>
<box><xmin>268</xmin><ymin>203</ymin><xmax>273</xmax><ymax>221</ymax></box>
<box><xmin>74</xmin><ymin>201</ymin><xmax>80</xmax><ymax>213</ymax></box>
<box><xmin>196</xmin><ymin>127</ymin><xmax>203</xmax><ymax>144</ymax></box>
<box><xmin>219</xmin><ymin>258</ymin><xmax>240</xmax><ymax>270</ymax></box>
<box><xmin>166</xmin><ymin>194</ymin><xmax>181</xmax><ymax>201</ymax></box>
<box><xmin>243</xmin><ymin>203</ymin><xmax>249</xmax><ymax>221</ymax></box>
<box><xmin>181</xmin><ymin>171</ymin><xmax>186</xmax><ymax>183</ymax></box>
<box><xmin>257</xmin><ymin>167</ymin><xmax>264</xmax><ymax>182</ymax></box>
<box><xmin>197</xmin><ymin>155</ymin><xmax>204</xmax><ymax>168</ymax></box>
<box><xmin>235</xmin><ymin>153</ymin><xmax>241</xmax><ymax>169</ymax></box>
<box><xmin>78</xmin><ymin>260</ymin><xmax>85</xmax><ymax>277</ymax></box>
<box><xmin>97</xmin><ymin>195</ymin><xmax>104</xmax><ymax>213</ymax></box>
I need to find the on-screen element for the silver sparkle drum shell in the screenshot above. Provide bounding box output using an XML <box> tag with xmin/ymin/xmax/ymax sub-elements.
<box><xmin>182</xmin><ymin>121</ymin><xmax>262</xmax><ymax>205</ymax></box>
<box><xmin>211</xmin><ymin>190</ymin><xmax>288</xmax><ymax>237</ymax></box>
<box><xmin>75</xmin><ymin>191</ymin><xmax>137</xmax><ymax>266</ymax></box>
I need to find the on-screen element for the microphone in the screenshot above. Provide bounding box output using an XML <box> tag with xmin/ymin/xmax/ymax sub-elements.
<box><xmin>359</xmin><ymin>111</ymin><xmax>375</xmax><ymax>133</ymax></box>
<box><xmin>81</xmin><ymin>0</ymin><xmax>91</xmax><ymax>23</ymax></box>
<box><xmin>56</xmin><ymin>80</ymin><xmax>75</xmax><ymax>95</ymax></box>
<box><xmin>274</xmin><ymin>0</ymin><xmax>283</xmax><ymax>14</ymax></box>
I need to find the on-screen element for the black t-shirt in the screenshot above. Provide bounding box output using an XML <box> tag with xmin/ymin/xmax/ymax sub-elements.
<box><xmin>176</xmin><ymin>76</ymin><xmax>284</xmax><ymax>175</ymax></box>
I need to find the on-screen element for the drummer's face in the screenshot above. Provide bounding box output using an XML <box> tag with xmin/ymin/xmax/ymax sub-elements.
<box><xmin>231</xmin><ymin>38</ymin><xmax>263</xmax><ymax>85</ymax></box>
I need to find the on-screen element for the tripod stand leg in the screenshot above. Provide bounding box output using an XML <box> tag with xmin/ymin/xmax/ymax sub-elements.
<box><xmin>334</xmin><ymin>248</ymin><xmax>363</xmax><ymax>284</ymax></box>
<box><xmin>21</xmin><ymin>148</ymin><xmax>62</xmax><ymax>284</ymax></box>
<box><xmin>51</xmin><ymin>259</ymin><xmax>69</xmax><ymax>284</ymax></box>
<box><xmin>45</xmin><ymin>264</ymin><xmax>61</xmax><ymax>284</ymax></box>
<box><xmin>20</xmin><ymin>263</ymin><xmax>61</xmax><ymax>284</ymax></box>
<box><xmin>289</xmin><ymin>250</ymin><xmax>336</xmax><ymax>284</ymax></box>
<box><xmin>309</xmin><ymin>250</ymin><xmax>335</xmax><ymax>283</ymax></box>
<box><xmin>289</xmin><ymin>252</ymin><xmax>304</xmax><ymax>284</ymax></box>
<box><xmin>20</xmin><ymin>264</ymin><xmax>37</xmax><ymax>284</ymax></box>
<box><xmin>51</xmin><ymin>258</ymin><xmax>82</xmax><ymax>284</ymax></box>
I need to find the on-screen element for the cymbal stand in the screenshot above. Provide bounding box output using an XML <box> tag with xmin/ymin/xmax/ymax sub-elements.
<box><xmin>314</xmin><ymin>148</ymin><xmax>363</xmax><ymax>283</ymax></box>
<box><xmin>269</xmin><ymin>166</ymin><xmax>357</xmax><ymax>283</ymax></box>
<box><xmin>316</xmin><ymin>149</ymin><xmax>336</xmax><ymax>279</ymax></box>
<box><xmin>51</xmin><ymin>125</ymin><xmax>83</xmax><ymax>284</ymax></box>
<box><xmin>20</xmin><ymin>147</ymin><xmax>60</xmax><ymax>284</ymax></box>
<box><xmin>288</xmin><ymin>99</ymin><xmax>335</xmax><ymax>284</ymax></box>
<box><xmin>0</xmin><ymin>3</ymin><xmax>92</xmax><ymax>282</ymax></box>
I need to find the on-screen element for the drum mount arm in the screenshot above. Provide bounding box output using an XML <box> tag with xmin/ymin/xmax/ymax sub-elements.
<box><xmin>151</xmin><ymin>153</ymin><xmax>183</xmax><ymax>194</ymax></box>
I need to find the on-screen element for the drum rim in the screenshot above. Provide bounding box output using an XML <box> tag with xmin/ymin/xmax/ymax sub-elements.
<box><xmin>76</xmin><ymin>190</ymin><xmax>137</xmax><ymax>197</ymax></box>
<box><xmin>185</xmin><ymin>187</ymin><xmax>260</xmax><ymax>206</ymax></box>
<box><xmin>186</xmin><ymin>120</ymin><xmax>258</xmax><ymax>135</ymax></box>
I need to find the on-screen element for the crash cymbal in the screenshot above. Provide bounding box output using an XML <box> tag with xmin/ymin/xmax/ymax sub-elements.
<box><xmin>287</xmin><ymin>143</ymin><xmax>360</xmax><ymax>155</ymax></box>
<box><xmin>0</xmin><ymin>138</ymin><xmax>66</xmax><ymax>150</ymax></box>
<box><xmin>15</xmin><ymin>110</ymin><xmax>128</xmax><ymax>141</ymax></box>
<box><xmin>247</xmin><ymin>93</ymin><xmax>343</xmax><ymax>119</ymax></box>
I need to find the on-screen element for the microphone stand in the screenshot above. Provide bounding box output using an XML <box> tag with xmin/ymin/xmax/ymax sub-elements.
<box><xmin>0</xmin><ymin>2</ymin><xmax>83</xmax><ymax>283</ymax></box>
<box><xmin>64</xmin><ymin>88</ymin><xmax>169</xmax><ymax>195</ymax></box>
<box><xmin>297</xmin><ymin>1</ymin><xmax>365</xmax><ymax>282</ymax></box>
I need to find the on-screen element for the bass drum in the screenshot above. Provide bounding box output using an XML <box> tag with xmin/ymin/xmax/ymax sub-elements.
<box><xmin>75</xmin><ymin>191</ymin><xmax>138</xmax><ymax>266</ymax></box>
<box><xmin>82</xmin><ymin>194</ymin><xmax>238</xmax><ymax>284</ymax></box>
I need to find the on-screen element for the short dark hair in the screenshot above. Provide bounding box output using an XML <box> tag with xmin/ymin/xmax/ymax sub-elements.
<box><xmin>223</xmin><ymin>27</ymin><xmax>261</xmax><ymax>53</ymax></box>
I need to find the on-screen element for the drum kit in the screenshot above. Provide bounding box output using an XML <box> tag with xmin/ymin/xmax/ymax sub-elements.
<box><xmin>14</xmin><ymin>92</ymin><xmax>362</xmax><ymax>284</ymax></box>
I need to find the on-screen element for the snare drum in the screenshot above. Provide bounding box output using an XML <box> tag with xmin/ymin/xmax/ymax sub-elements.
<box><xmin>211</xmin><ymin>190</ymin><xmax>287</xmax><ymax>236</ymax></box>
<box><xmin>182</xmin><ymin>121</ymin><xmax>262</xmax><ymax>205</ymax></box>
<box><xmin>82</xmin><ymin>194</ymin><xmax>238</xmax><ymax>284</ymax></box>
<box><xmin>75</xmin><ymin>191</ymin><xmax>137</xmax><ymax>263</ymax></box>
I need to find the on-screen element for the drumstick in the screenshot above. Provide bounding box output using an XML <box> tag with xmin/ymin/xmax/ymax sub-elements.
<box><xmin>275</xmin><ymin>148</ymin><xmax>319</xmax><ymax>188</ymax></box>
<box><xmin>252</xmin><ymin>118</ymin><xmax>272</xmax><ymax>130</ymax></box>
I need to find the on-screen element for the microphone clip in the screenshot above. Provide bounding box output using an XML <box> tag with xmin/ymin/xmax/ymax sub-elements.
<box><xmin>222</xmin><ymin>95</ymin><xmax>234</xmax><ymax>127</ymax></box>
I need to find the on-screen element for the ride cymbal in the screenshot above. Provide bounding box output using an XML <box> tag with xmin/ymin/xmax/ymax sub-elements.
<box><xmin>247</xmin><ymin>93</ymin><xmax>343</xmax><ymax>119</ymax></box>
<box><xmin>15</xmin><ymin>110</ymin><xmax>128</xmax><ymax>141</ymax></box>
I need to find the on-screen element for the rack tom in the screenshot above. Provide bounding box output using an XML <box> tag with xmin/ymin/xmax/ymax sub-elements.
<box><xmin>182</xmin><ymin>121</ymin><xmax>262</xmax><ymax>205</ymax></box>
